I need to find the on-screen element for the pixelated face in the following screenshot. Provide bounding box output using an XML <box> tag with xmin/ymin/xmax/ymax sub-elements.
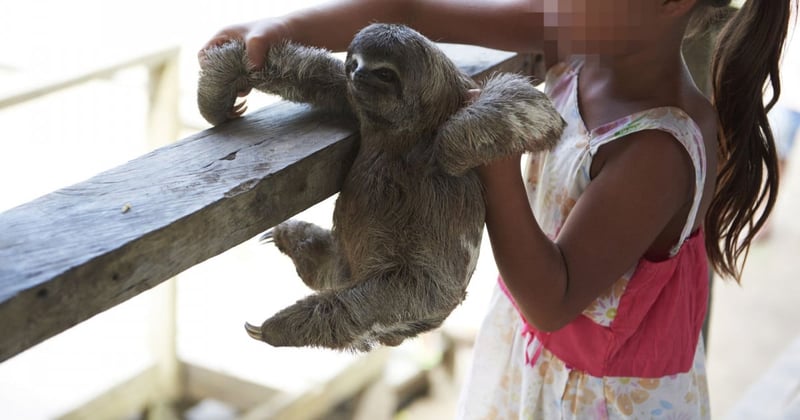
<box><xmin>542</xmin><ymin>0</ymin><xmax>665</xmax><ymax>55</ymax></box>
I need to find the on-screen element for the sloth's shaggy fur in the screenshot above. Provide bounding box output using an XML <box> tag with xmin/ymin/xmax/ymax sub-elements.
<box><xmin>198</xmin><ymin>23</ymin><xmax>565</xmax><ymax>351</ymax></box>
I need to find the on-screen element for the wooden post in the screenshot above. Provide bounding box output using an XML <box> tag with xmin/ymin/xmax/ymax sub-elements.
<box><xmin>147</xmin><ymin>52</ymin><xmax>180</xmax><ymax>149</ymax></box>
<box><xmin>147</xmin><ymin>280</ymin><xmax>183</xmax><ymax>420</ymax></box>
<box><xmin>145</xmin><ymin>53</ymin><xmax>185</xmax><ymax>419</ymax></box>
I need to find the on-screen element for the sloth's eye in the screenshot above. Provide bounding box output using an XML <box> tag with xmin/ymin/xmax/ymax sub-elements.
<box><xmin>372</xmin><ymin>68</ymin><xmax>398</xmax><ymax>83</ymax></box>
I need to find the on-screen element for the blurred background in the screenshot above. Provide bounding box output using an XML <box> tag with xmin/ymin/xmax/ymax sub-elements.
<box><xmin>0</xmin><ymin>1</ymin><xmax>798</xmax><ymax>419</ymax></box>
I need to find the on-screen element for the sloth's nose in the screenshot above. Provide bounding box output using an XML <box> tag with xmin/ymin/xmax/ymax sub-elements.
<box><xmin>352</xmin><ymin>67</ymin><xmax>369</xmax><ymax>82</ymax></box>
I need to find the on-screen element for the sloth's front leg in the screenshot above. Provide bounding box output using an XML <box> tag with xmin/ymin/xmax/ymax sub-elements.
<box><xmin>197</xmin><ymin>41</ymin><xmax>252</xmax><ymax>126</ymax></box>
<box><xmin>435</xmin><ymin>73</ymin><xmax>566</xmax><ymax>176</ymax></box>
<box><xmin>250</xmin><ymin>41</ymin><xmax>354</xmax><ymax>117</ymax></box>
<box><xmin>263</xmin><ymin>220</ymin><xmax>350</xmax><ymax>291</ymax></box>
<box><xmin>197</xmin><ymin>40</ymin><xmax>355</xmax><ymax>126</ymax></box>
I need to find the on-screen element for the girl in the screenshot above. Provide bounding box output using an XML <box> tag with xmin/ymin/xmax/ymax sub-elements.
<box><xmin>202</xmin><ymin>1</ymin><xmax>795</xmax><ymax>418</ymax></box>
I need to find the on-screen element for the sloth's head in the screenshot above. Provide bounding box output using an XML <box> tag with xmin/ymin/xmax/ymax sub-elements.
<box><xmin>344</xmin><ymin>24</ymin><xmax>474</xmax><ymax>134</ymax></box>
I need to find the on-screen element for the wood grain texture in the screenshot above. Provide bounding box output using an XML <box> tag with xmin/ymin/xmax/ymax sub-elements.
<box><xmin>0</xmin><ymin>45</ymin><xmax>531</xmax><ymax>363</ymax></box>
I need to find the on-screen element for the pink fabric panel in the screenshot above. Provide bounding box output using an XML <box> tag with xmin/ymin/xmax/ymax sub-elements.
<box><xmin>499</xmin><ymin>230</ymin><xmax>709</xmax><ymax>378</ymax></box>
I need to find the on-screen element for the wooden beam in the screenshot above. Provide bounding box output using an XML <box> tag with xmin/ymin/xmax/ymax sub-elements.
<box><xmin>59</xmin><ymin>365</ymin><xmax>161</xmax><ymax>420</ymax></box>
<box><xmin>0</xmin><ymin>45</ymin><xmax>527</xmax><ymax>363</ymax></box>
<box><xmin>0</xmin><ymin>46</ymin><xmax>180</xmax><ymax>109</ymax></box>
<box><xmin>58</xmin><ymin>361</ymin><xmax>283</xmax><ymax>419</ymax></box>
<box><xmin>144</xmin><ymin>50</ymin><xmax>186</xmax><ymax>415</ymax></box>
<box><xmin>240</xmin><ymin>348</ymin><xmax>391</xmax><ymax>420</ymax></box>
<box><xmin>184</xmin><ymin>362</ymin><xmax>281</xmax><ymax>412</ymax></box>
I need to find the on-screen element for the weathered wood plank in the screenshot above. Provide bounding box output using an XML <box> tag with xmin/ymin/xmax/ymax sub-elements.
<box><xmin>0</xmin><ymin>45</ymin><xmax>531</xmax><ymax>363</ymax></box>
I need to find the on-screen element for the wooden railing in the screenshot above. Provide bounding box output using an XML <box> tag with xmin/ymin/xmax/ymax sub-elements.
<box><xmin>0</xmin><ymin>44</ymin><xmax>540</xmax><ymax>418</ymax></box>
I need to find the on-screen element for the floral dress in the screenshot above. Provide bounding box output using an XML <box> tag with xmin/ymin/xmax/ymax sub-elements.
<box><xmin>456</xmin><ymin>59</ymin><xmax>711</xmax><ymax>419</ymax></box>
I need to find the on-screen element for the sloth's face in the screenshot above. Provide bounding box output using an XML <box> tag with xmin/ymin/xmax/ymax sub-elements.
<box><xmin>344</xmin><ymin>53</ymin><xmax>403</xmax><ymax>102</ymax></box>
<box><xmin>344</xmin><ymin>49</ymin><xmax>415</xmax><ymax>127</ymax></box>
<box><xmin>345</xmin><ymin>23</ymin><xmax>468</xmax><ymax>132</ymax></box>
<box><xmin>345</xmin><ymin>51</ymin><xmax>416</xmax><ymax>125</ymax></box>
<box><xmin>344</xmin><ymin>24</ymin><xmax>435</xmax><ymax>127</ymax></box>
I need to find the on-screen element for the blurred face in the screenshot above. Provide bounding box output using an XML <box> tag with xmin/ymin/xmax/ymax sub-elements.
<box><xmin>542</xmin><ymin>0</ymin><xmax>666</xmax><ymax>56</ymax></box>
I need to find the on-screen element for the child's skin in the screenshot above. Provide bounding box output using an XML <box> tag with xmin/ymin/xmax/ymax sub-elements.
<box><xmin>201</xmin><ymin>0</ymin><xmax>719</xmax><ymax>332</ymax></box>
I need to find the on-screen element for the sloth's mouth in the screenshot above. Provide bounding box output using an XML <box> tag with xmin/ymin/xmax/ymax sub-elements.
<box><xmin>360</xmin><ymin>109</ymin><xmax>395</xmax><ymax>127</ymax></box>
<box><xmin>350</xmin><ymin>75</ymin><xmax>403</xmax><ymax>100</ymax></box>
<box><xmin>351</xmin><ymin>77</ymin><xmax>385</xmax><ymax>94</ymax></box>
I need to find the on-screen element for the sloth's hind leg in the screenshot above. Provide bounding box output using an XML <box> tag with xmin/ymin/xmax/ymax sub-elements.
<box><xmin>263</xmin><ymin>220</ymin><xmax>350</xmax><ymax>291</ymax></box>
<box><xmin>247</xmin><ymin>288</ymin><xmax>368</xmax><ymax>350</ymax></box>
<box><xmin>247</xmin><ymin>270</ymin><xmax>463</xmax><ymax>351</ymax></box>
<box><xmin>374</xmin><ymin>317</ymin><xmax>446</xmax><ymax>347</ymax></box>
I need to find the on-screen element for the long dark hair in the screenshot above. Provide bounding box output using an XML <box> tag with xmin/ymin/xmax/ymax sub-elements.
<box><xmin>701</xmin><ymin>0</ymin><xmax>796</xmax><ymax>281</ymax></box>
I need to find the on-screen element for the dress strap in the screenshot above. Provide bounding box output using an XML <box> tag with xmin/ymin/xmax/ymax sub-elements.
<box><xmin>588</xmin><ymin>108</ymin><xmax>707</xmax><ymax>256</ymax></box>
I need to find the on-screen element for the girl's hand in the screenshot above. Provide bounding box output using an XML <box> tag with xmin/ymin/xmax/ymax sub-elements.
<box><xmin>199</xmin><ymin>18</ymin><xmax>291</xmax><ymax>69</ymax></box>
<box><xmin>467</xmin><ymin>88</ymin><xmax>481</xmax><ymax>103</ymax></box>
<box><xmin>198</xmin><ymin>19</ymin><xmax>291</xmax><ymax>94</ymax></box>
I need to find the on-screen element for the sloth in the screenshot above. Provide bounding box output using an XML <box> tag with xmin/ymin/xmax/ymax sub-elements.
<box><xmin>198</xmin><ymin>23</ymin><xmax>565</xmax><ymax>351</ymax></box>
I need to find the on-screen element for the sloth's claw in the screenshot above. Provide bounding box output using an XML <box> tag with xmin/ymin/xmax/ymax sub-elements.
<box><xmin>259</xmin><ymin>229</ymin><xmax>274</xmax><ymax>244</ymax></box>
<box><xmin>245</xmin><ymin>322</ymin><xmax>263</xmax><ymax>341</ymax></box>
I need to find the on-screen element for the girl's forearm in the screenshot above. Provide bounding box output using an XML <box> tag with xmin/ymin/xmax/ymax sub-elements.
<box><xmin>285</xmin><ymin>0</ymin><xmax>545</xmax><ymax>53</ymax></box>
<box><xmin>203</xmin><ymin>0</ymin><xmax>549</xmax><ymax>71</ymax></box>
<box><xmin>283</xmin><ymin>0</ymin><xmax>410</xmax><ymax>52</ymax></box>
<box><xmin>479</xmin><ymin>156</ymin><xmax>570</xmax><ymax>332</ymax></box>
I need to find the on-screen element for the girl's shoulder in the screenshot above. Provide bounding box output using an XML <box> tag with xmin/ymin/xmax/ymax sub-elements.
<box><xmin>544</xmin><ymin>57</ymin><xmax>582</xmax><ymax>82</ymax></box>
<box><xmin>542</xmin><ymin>57</ymin><xmax>583</xmax><ymax>107</ymax></box>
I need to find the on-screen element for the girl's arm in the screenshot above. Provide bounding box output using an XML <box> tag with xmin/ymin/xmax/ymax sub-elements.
<box><xmin>201</xmin><ymin>0</ymin><xmax>548</xmax><ymax>69</ymax></box>
<box><xmin>479</xmin><ymin>129</ymin><xmax>694</xmax><ymax>332</ymax></box>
